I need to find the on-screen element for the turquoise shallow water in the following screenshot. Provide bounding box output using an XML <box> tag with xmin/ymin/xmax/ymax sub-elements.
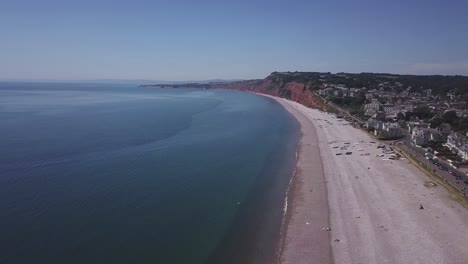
<box><xmin>0</xmin><ymin>83</ymin><xmax>298</xmax><ymax>264</ymax></box>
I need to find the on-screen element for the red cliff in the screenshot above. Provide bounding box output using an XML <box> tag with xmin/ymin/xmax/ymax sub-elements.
<box><xmin>210</xmin><ymin>77</ymin><xmax>328</xmax><ymax>110</ymax></box>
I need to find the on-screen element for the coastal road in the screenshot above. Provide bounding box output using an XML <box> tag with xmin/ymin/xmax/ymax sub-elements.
<box><xmin>398</xmin><ymin>141</ymin><xmax>468</xmax><ymax>195</ymax></box>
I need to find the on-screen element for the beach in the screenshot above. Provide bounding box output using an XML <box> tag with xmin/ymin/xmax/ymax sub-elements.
<box><xmin>266</xmin><ymin>95</ymin><xmax>468</xmax><ymax>264</ymax></box>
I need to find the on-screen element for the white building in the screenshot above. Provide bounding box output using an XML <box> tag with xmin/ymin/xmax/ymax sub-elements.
<box><xmin>383</xmin><ymin>102</ymin><xmax>394</xmax><ymax>113</ymax></box>
<box><xmin>446</xmin><ymin>133</ymin><xmax>468</xmax><ymax>161</ymax></box>
<box><xmin>364</xmin><ymin>99</ymin><xmax>382</xmax><ymax>116</ymax></box>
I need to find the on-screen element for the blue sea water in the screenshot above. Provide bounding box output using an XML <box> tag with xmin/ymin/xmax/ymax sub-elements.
<box><xmin>0</xmin><ymin>83</ymin><xmax>298</xmax><ymax>264</ymax></box>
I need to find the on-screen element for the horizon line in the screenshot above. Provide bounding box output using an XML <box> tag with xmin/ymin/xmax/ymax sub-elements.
<box><xmin>1</xmin><ymin>70</ymin><xmax>468</xmax><ymax>83</ymax></box>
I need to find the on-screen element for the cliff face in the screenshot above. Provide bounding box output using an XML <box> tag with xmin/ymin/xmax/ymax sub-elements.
<box><xmin>210</xmin><ymin>73</ymin><xmax>328</xmax><ymax>110</ymax></box>
<box><xmin>142</xmin><ymin>72</ymin><xmax>328</xmax><ymax>110</ymax></box>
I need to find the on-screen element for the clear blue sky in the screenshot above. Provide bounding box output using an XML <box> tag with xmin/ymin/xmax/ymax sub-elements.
<box><xmin>1</xmin><ymin>0</ymin><xmax>468</xmax><ymax>80</ymax></box>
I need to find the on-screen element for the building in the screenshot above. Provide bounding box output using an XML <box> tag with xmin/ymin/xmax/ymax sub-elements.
<box><xmin>375</xmin><ymin>123</ymin><xmax>404</xmax><ymax>139</ymax></box>
<box><xmin>411</xmin><ymin>128</ymin><xmax>443</xmax><ymax>146</ymax></box>
<box><xmin>364</xmin><ymin>99</ymin><xmax>382</xmax><ymax>116</ymax></box>
<box><xmin>366</xmin><ymin>118</ymin><xmax>384</xmax><ymax>130</ymax></box>
<box><xmin>383</xmin><ymin>102</ymin><xmax>394</xmax><ymax>113</ymax></box>
<box><xmin>407</xmin><ymin>122</ymin><xmax>430</xmax><ymax>134</ymax></box>
<box><xmin>318</xmin><ymin>86</ymin><xmax>362</xmax><ymax>99</ymax></box>
<box><xmin>445</xmin><ymin>133</ymin><xmax>468</xmax><ymax>161</ymax></box>
<box><xmin>366</xmin><ymin>119</ymin><xmax>404</xmax><ymax>139</ymax></box>
<box><xmin>348</xmin><ymin>88</ymin><xmax>362</xmax><ymax>98</ymax></box>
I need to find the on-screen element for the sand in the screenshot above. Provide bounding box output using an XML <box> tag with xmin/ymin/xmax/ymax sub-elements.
<box><xmin>270</xmin><ymin>96</ymin><xmax>332</xmax><ymax>264</ymax></box>
<box><xmin>266</xmin><ymin>95</ymin><xmax>468</xmax><ymax>264</ymax></box>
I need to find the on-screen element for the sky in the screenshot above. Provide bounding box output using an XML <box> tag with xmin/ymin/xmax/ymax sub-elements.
<box><xmin>1</xmin><ymin>0</ymin><xmax>468</xmax><ymax>81</ymax></box>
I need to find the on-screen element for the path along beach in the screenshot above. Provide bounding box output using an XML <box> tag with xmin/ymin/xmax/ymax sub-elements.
<box><xmin>265</xmin><ymin>95</ymin><xmax>468</xmax><ymax>264</ymax></box>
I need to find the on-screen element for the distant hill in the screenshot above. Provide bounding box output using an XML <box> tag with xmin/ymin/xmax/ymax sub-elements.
<box><xmin>142</xmin><ymin>71</ymin><xmax>468</xmax><ymax>108</ymax></box>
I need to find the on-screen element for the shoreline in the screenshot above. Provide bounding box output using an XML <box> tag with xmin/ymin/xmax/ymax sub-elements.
<box><xmin>275</xmin><ymin>137</ymin><xmax>299</xmax><ymax>264</ymax></box>
<box><xmin>265</xmin><ymin>94</ymin><xmax>468</xmax><ymax>264</ymax></box>
<box><xmin>259</xmin><ymin>94</ymin><xmax>333</xmax><ymax>264</ymax></box>
<box><xmin>206</xmin><ymin>93</ymin><xmax>301</xmax><ymax>264</ymax></box>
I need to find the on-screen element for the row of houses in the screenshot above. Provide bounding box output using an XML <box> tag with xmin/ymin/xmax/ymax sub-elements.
<box><xmin>364</xmin><ymin>99</ymin><xmax>381</xmax><ymax>116</ymax></box>
<box><xmin>364</xmin><ymin>99</ymin><xmax>414</xmax><ymax>120</ymax></box>
<box><xmin>407</xmin><ymin>123</ymin><xmax>468</xmax><ymax>161</ymax></box>
<box><xmin>411</xmin><ymin>127</ymin><xmax>443</xmax><ymax>146</ymax></box>
<box><xmin>365</xmin><ymin>118</ymin><xmax>468</xmax><ymax>161</ymax></box>
<box><xmin>318</xmin><ymin>85</ymin><xmax>362</xmax><ymax>98</ymax></box>
<box><xmin>365</xmin><ymin>119</ymin><xmax>404</xmax><ymax>139</ymax></box>
<box><xmin>445</xmin><ymin>133</ymin><xmax>468</xmax><ymax>161</ymax></box>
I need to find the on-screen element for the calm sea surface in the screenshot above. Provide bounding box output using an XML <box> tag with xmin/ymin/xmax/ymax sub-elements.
<box><xmin>0</xmin><ymin>83</ymin><xmax>298</xmax><ymax>264</ymax></box>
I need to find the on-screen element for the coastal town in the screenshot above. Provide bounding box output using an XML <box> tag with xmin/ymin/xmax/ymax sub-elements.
<box><xmin>314</xmin><ymin>73</ymin><xmax>468</xmax><ymax>180</ymax></box>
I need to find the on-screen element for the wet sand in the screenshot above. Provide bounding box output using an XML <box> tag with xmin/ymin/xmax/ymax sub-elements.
<box><xmin>267</xmin><ymin>95</ymin><xmax>468</xmax><ymax>264</ymax></box>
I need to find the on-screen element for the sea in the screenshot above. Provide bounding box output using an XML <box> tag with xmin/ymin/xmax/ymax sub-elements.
<box><xmin>0</xmin><ymin>82</ymin><xmax>299</xmax><ymax>264</ymax></box>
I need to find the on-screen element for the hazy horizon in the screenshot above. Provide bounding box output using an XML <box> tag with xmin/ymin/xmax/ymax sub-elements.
<box><xmin>2</xmin><ymin>0</ymin><xmax>468</xmax><ymax>80</ymax></box>
<box><xmin>2</xmin><ymin>70</ymin><xmax>468</xmax><ymax>84</ymax></box>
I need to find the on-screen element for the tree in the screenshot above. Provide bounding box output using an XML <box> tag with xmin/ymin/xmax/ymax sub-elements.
<box><xmin>430</xmin><ymin>117</ymin><xmax>444</xmax><ymax>128</ymax></box>
<box><xmin>396</xmin><ymin>112</ymin><xmax>406</xmax><ymax>120</ymax></box>
<box><xmin>443</xmin><ymin>111</ymin><xmax>458</xmax><ymax>124</ymax></box>
<box><xmin>411</xmin><ymin>105</ymin><xmax>434</xmax><ymax>120</ymax></box>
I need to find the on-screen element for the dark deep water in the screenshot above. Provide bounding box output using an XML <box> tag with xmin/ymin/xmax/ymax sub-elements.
<box><xmin>0</xmin><ymin>82</ymin><xmax>299</xmax><ymax>264</ymax></box>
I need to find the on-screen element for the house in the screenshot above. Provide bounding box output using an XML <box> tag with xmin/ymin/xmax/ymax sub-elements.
<box><xmin>445</xmin><ymin>133</ymin><xmax>468</xmax><ymax>161</ymax></box>
<box><xmin>318</xmin><ymin>87</ymin><xmax>335</xmax><ymax>97</ymax></box>
<box><xmin>348</xmin><ymin>88</ymin><xmax>362</xmax><ymax>98</ymax></box>
<box><xmin>365</xmin><ymin>89</ymin><xmax>379</xmax><ymax>100</ymax></box>
<box><xmin>319</xmin><ymin>86</ymin><xmax>362</xmax><ymax>99</ymax></box>
<box><xmin>383</xmin><ymin>102</ymin><xmax>394</xmax><ymax>113</ymax></box>
<box><xmin>411</xmin><ymin>128</ymin><xmax>443</xmax><ymax>146</ymax></box>
<box><xmin>366</xmin><ymin>118</ymin><xmax>384</xmax><ymax>130</ymax></box>
<box><xmin>364</xmin><ymin>99</ymin><xmax>382</xmax><ymax>116</ymax></box>
<box><xmin>367</xmin><ymin>119</ymin><xmax>404</xmax><ymax>139</ymax></box>
<box><xmin>375</xmin><ymin>123</ymin><xmax>404</xmax><ymax>139</ymax></box>
<box><xmin>407</xmin><ymin>122</ymin><xmax>430</xmax><ymax>134</ymax></box>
